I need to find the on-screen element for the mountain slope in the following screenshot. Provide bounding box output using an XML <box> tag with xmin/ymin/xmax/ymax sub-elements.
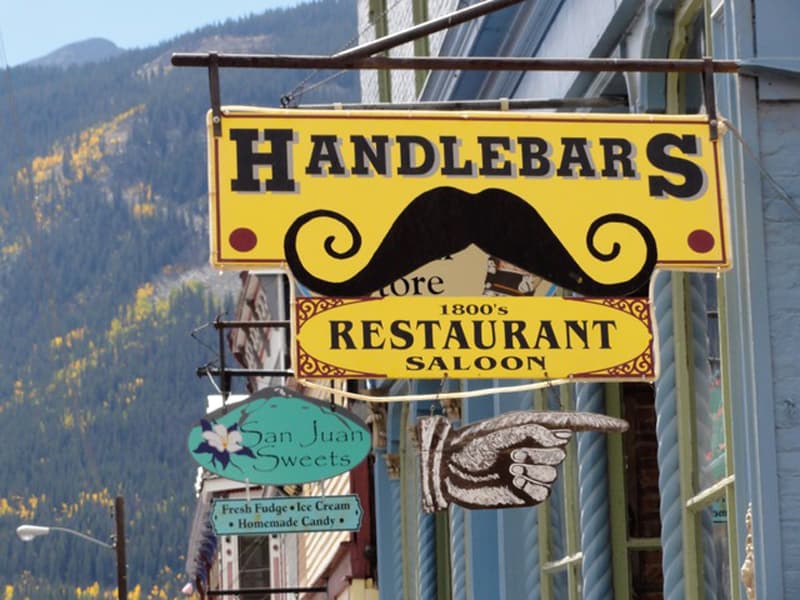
<box><xmin>0</xmin><ymin>1</ymin><xmax>359</xmax><ymax>597</ymax></box>
<box><xmin>26</xmin><ymin>38</ymin><xmax>125</xmax><ymax>68</ymax></box>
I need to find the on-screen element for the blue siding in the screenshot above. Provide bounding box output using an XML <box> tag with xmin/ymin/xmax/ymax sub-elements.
<box><xmin>718</xmin><ymin>0</ymin><xmax>789</xmax><ymax>596</ymax></box>
<box><xmin>576</xmin><ymin>383</ymin><xmax>613</xmax><ymax>599</ymax></box>
<box><xmin>373</xmin><ymin>445</ymin><xmax>404</xmax><ymax>600</ymax></box>
<box><xmin>462</xmin><ymin>381</ymin><xmax>501</xmax><ymax>599</ymax></box>
<box><xmin>756</xmin><ymin>101</ymin><xmax>800</xmax><ymax>593</ymax></box>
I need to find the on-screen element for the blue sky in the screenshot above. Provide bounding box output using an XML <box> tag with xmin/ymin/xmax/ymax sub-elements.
<box><xmin>0</xmin><ymin>0</ymin><xmax>302</xmax><ymax>67</ymax></box>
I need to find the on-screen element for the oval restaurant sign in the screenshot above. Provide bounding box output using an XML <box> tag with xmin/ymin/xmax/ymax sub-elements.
<box><xmin>207</xmin><ymin>108</ymin><xmax>730</xmax><ymax>297</ymax></box>
<box><xmin>188</xmin><ymin>387</ymin><xmax>372</xmax><ymax>485</ymax></box>
<box><xmin>294</xmin><ymin>295</ymin><xmax>656</xmax><ymax>381</ymax></box>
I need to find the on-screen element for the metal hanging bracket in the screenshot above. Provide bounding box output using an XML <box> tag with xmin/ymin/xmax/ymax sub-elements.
<box><xmin>207</xmin><ymin>586</ymin><xmax>328</xmax><ymax>597</ymax></box>
<box><xmin>703</xmin><ymin>56</ymin><xmax>719</xmax><ymax>141</ymax></box>
<box><xmin>172</xmin><ymin>53</ymin><xmax>742</xmax><ymax>74</ymax></box>
<box><xmin>172</xmin><ymin>0</ymin><xmax>742</xmax><ymax>130</ymax></box>
<box><xmin>173</xmin><ymin>52</ymin><xmax>740</xmax><ymax>133</ymax></box>
<box><xmin>196</xmin><ymin>319</ymin><xmax>294</xmax><ymax>396</ymax></box>
<box><xmin>208</xmin><ymin>52</ymin><xmax>222</xmax><ymax>137</ymax></box>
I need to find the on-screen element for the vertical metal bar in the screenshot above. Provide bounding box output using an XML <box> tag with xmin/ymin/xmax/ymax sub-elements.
<box><xmin>434</xmin><ymin>510</ymin><xmax>452</xmax><ymax>600</ymax></box>
<box><xmin>534</xmin><ymin>390</ymin><xmax>554</xmax><ymax>600</ymax></box>
<box><xmin>279</xmin><ymin>275</ymin><xmax>291</xmax><ymax>382</ymax></box>
<box><xmin>208</xmin><ymin>52</ymin><xmax>222</xmax><ymax>137</ymax></box>
<box><xmin>703</xmin><ymin>0</ymin><xmax>716</xmax><ymax>133</ymax></box>
<box><xmin>560</xmin><ymin>385</ymin><xmax>581</xmax><ymax>600</ymax></box>
<box><xmin>115</xmin><ymin>496</ymin><xmax>128</xmax><ymax>600</ymax></box>
<box><xmin>215</xmin><ymin>316</ymin><xmax>230</xmax><ymax>403</ymax></box>
<box><xmin>703</xmin><ymin>56</ymin><xmax>719</xmax><ymax>140</ymax></box>
<box><xmin>717</xmin><ymin>272</ymin><xmax>741</xmax><ymax>600</ymax></box>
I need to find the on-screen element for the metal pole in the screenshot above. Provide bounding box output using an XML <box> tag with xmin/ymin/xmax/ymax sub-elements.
<box><xmin>297</xmin><ymin>96</ymin><xmax>628</xmax><ymax>111</ymax></box>
<box><xmin>213</xmin><ymin>320</ymin><xmax>291</xmax><ymax>329</ymax></box>
<box><xmin>43</xmin><ymin>526</ymin><xmax>114</xmax><ymax>548</ymax></box>
<box><xmin>207</xmin><ymin>586</ymin><xmax>328</xmax><ymax>596</ymax></box>
<box><xmin>215</xmin><ymin>315</ymin><xmax>231</xmax><ymax>402</ymax></box>
<box><xmin>208</xmin><ymin>53</ymin><xmax>222</xmax><ymax>136</ymax></box>
<box><xmin>197</xmin><ymin>366</ymin><xmax>294</xmax><ymax>379</ymax></box>
<box><xmin>114</xmin><ymin>496</ymin><xmax>128</xmax><ymax>600</ymax></box>
<box><xmin>334</xmin><ymin>0</ymin><xmax>526</xmax><ymax>60</ymax></box>
<box><xmin>170</xmin><ymin>53</ymin><xmax>741</xmax><ymax>74</ymax></box>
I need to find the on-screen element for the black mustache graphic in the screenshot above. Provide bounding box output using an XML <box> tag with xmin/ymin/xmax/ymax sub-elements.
<box><xmin>284</xmin><ymin>186</ymin><xmax>657</xmax><ymax>297</ymax></box>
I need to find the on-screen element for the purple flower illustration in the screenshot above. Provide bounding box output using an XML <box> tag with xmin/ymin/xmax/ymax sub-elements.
<box><xmin>194</xmin><ymin>419</ymin><xmax>255</xmax><ymax>469</ymax></box>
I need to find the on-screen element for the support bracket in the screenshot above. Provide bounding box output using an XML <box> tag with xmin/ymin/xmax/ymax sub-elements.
<box><xmin>198</xmin><ymin>318</ymin><xmax>293</xmax><ymax>399</ymax></box>
<box><xmin>208</xmin><ymin>52</ymin><xmax>222</xmax><ymax>137</ymax></box>
<box><xmin>703</xmin><ymin>56</ymin><xmax>719</xmax><ymax>141</ymax></box>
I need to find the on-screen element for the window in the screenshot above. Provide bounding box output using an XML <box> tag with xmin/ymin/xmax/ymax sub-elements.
<box><xmin>238</xmin><ymin>536</ymin><xmax>271</xmax><ymax>600</ymax></box>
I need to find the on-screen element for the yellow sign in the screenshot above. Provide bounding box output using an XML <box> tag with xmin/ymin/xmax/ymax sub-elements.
<box><xmin>294</xmin><ymin>296</ymin><xmax>656</xmax><ymax>380</ymax></box>
<box><xmin>209</xmin><ymin>108</ymin><xmax>729</xmax><ymax>297</ymax></box>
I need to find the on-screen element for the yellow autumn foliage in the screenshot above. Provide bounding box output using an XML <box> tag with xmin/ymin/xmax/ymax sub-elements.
<box><xmin>58</xmin><ymin>489</ymin><xmax>114</xmax><ymax>520</ymax></box>
<box><xmin>72</xmin><ymin>106</ymin><xmax>143</xmax><ymax>181</ymax></box>
<box><xmin>130</xmin><ymin>283</ymin><xmax>155</xmax><ymax>321</ymax></box>
<box><xmin>75</xmin><ymin>581</ymin><xmax>101</xmax><ymax>598</ymax></box>
<box><xmin>14</xmin><ymin>106</ymin><xmax>145</xmax><ymax>231</ymax></box>
<box><xmin>30</xmin><ymin>153</ymin><xmax>63</xmax><ymax>185</ymax></box>
<box><xmin>1</xmin><ymin>242</ymin><xmax>22</xmax><ymax>256</ymax></box>
<box><xmin>66</xmin><ymin>328</ymin><xmax>86</xmax><ymax>346</ymax></box>
<box><xmin>0</xmin><ymin>580</ymin><xmax>188</xmax><ymax>600</ymax></box>
<box><xmin>133</xmin><ymin>203</ymin><xmax>156</xmax><ymax>218</ymax></box>
<box><xmin>50</xmin><ymin>328</ymin><xmax>87</xmax><ymax>351</ymax></box>
<box><xmin>53</xmin><ymin>346</ymin><xmax>101</xmax><ymax>386</ymax></box>
<box><xmin>0</xmin><ymin>494</ymin><xmax>45</xmax><ymax>519</ymax></box>
<box><xmin>105</xmin><ymin>279</ymin><xmax>174</xmax><ymax>345</ymax></box>
<box><xmin>146</xmin><ymin>584</ymin><xmax>170</xmax><ymax>600</ymax></box>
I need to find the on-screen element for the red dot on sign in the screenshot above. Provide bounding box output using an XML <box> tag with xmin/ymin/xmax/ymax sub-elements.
<box><xmin>229</xmin><ymin>228</ymin><xmax>257</xmax><ymax>252</ymax></box>
<box><xmin>688</xmin><ymin>229</ymin><xmax>715</xmax><ymax>253</ymax></box>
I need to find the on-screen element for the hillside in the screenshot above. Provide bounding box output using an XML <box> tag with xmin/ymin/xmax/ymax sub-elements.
<box><xmin>0</xmin><ymin>1</ymin><xmax>359</xmax><ymax>598</ymax></box>
<box><xmin>26</xmin><ymin>38</ymin><xmax>125</xmax><ymax>68</ymax></box>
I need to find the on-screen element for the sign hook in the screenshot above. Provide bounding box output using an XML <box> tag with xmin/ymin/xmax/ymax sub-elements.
<box><xmin>208</xmin><ymin>52</ymin><xmax>222</xmax><ymax>137</ymax></box>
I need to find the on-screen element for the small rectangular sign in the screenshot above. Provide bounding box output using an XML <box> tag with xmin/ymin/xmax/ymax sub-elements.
<box><xmin>207</xmin><ymin>108</ymin><xmax>729</xmax><ymax>298</ymax></box>
<box><xmin>294</xmin><ymin>296</ymin><xmax>656</xmax><ymax>380</ymax></box>
<box><xmin>211</xmin><ymin>495</ymin><xmax>363</xmax><ymax>536</ymax></box>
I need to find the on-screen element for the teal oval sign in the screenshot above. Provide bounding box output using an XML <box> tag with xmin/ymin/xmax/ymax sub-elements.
<box><xmin>188</xmin><ymin>387</ymin><xmax>372</xmax><ymax>485</ymax></box>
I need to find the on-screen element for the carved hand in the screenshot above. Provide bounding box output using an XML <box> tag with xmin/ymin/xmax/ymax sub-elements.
<box><xmin>418</xmin><ymin>411</ymin><xmax>628</xmax><ymax>512</ymax></box>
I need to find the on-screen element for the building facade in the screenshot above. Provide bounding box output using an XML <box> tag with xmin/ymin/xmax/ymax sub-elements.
<box><xmin>185</xmin><ymin>273</ymin><xmax>378</xmax><ymax>600</ymax></box>
<box><xmin>352</xmin><ymin>0</ymin><xmax>800</xmax><ymax>599</ymax></box>
<box><xmin>186</xmin><ymin>0</ymin><xmax>800</xmax><ymax>598</ymax></box>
